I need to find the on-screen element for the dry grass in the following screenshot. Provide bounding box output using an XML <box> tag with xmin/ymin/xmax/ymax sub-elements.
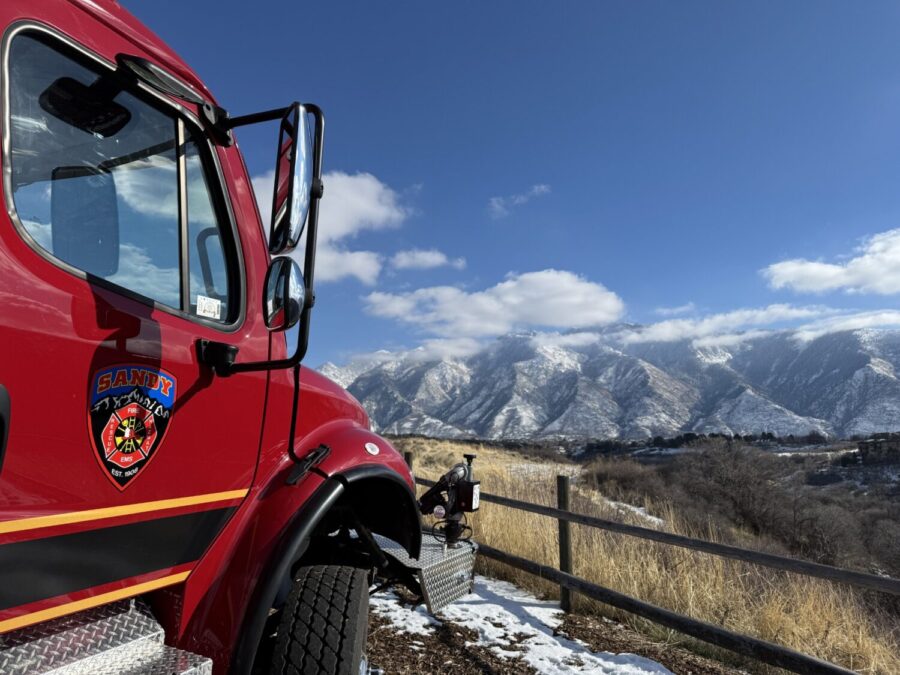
<box><xmin>395</xmin><ymin>437</ymin><xmax>900</xmax><ymax>674</ymax></box>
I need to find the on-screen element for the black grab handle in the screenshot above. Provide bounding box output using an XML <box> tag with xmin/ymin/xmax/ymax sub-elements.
<box><xmin>0</xmin><ymin>385</ymin><xmax>9</xmax><ymax>474</ymax></box>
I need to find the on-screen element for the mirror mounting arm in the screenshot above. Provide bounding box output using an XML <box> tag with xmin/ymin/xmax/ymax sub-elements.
<box><xmin>207</xmin><ymin>104</ymin><xmax>325</xmax><ymax>377</ymax></box>
<box><xmin>293</xmin><ymin>103</ymin><xmax>324</xmax><ymax>371</ymax></box>
<box><xmin>222</xmin><ymin>105</ymin><xmax>292</xmax><ymax>129</ymax></box>
<box><xmin>311</xmin><ymin>177</ymin><xmax>324</xmax><ymax>200</ymax></box>
<box><xmin>197</xmin><ymin>339</ymin><xmax>240</xmax><ymax>377</ymax></box>
<box><xmin>204</xmin><ymin>103</ymin><xmax>306</xmax><ymax>147</ymax></box>
<box><xmin>199</xmin><ymin>103</ymin><xmax>233</xmax><ymax>146</ymax></box>
<box><xmin>200</xmin><ymin>103</ymin><xmax>297</xmax><ymax>147</ymax></box>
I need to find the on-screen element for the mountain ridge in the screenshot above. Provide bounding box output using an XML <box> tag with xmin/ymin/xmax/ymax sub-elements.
<box><xmin>319</xmin><ymin>328</ymin><xmax>900</xmax><ymax>440</ymax></box>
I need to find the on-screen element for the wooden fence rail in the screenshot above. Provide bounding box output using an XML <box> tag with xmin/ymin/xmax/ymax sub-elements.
<box><xmin>478</xmin><ymin>543</ymin><xmax>855</xmax><ymax>675</ymax></box>
<box><xmin>412</xmin><ymin>469</ymin><xmax>899</xmax><ymax>675</ymax></box>
<box><xmin>414</xmin><ymin>476</ymin><xmax>900</xmax><ymax>597</ymax></box>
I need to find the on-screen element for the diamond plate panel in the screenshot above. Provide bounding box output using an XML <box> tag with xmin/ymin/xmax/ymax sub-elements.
<box><xmin>59</xmin><ymin>643</ymin><xmax>212</xmax><ymax>675</ymax></box>
<box><xmin>375</xmin><ymin>533</ymin><xmax>477</xmax><ymax>613</ymax></box>
<box><xmin>0</xmin><ymin>600</ymin><xmax>163</xmax><ymax>675</ymax></box>
<box><xmin>374</xmin><ymin>533</ymin><xmax>419</xmax><ymax>568</ymax></box>
<box><xmin>121</xmin><ymin>646</ymin><xmax>212</xmax><ymax>675</ymax></box>
<box><xmin>419</xmin><ymin>538</ymin><xmax>477</xmax><ymax>612</ymax></box>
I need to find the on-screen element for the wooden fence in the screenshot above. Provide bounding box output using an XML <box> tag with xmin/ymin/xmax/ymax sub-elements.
<box><xmin>406</xmin><ymin>453</ymin><xmax>898</xmax><ymax>675</ymax></box>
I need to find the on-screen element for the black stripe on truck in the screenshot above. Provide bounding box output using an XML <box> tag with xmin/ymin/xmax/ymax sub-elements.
<box><xmin>0</xmin><ymin>507</ymin><xmax>234</xmax><ymax>611</ymax></box>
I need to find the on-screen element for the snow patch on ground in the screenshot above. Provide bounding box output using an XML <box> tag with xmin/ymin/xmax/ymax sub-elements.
<box><xmin>502</xmin><ymin>463</ymin><xmax>665</xmax><ymax>528</ymax></box>
<box><xmin>372</xmin><ymin>575</ymin><xmax>672</xmax><ymax>674</ymax></box>
<box><xmin>369</xmin><ymin>591</ymin><xmax>440</xmax><ymax>636</ymax></box>
<box><xmin>602</xmin><ymin>499</ymin><xmax>665</xmax><ymax>528</ymax></box>
<box><xmin>576</xmin><ymin>487</ymin><xmax>666</xmax><ymax>528</ymax></box>
<box><xmin>506</xmin><ymin>462</ymin><xmax>581</xmax><ymax>479</ymax></box>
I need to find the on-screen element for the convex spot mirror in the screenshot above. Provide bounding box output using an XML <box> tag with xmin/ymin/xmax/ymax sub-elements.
<box><xmin>264</xmin><ymin>256</ymin><xmax>305</xmax><ymax>331</ymax></box>
<box><xmin>268</xmin><ymin>103</ymin><xmax>313</xmax><ymax>254</ymax></box>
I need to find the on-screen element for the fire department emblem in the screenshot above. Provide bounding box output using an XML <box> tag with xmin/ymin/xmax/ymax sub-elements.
<box><xmin>88</xmin><ymin>365</ymin><xmax>176</xmax><ymax>490</ymax></box>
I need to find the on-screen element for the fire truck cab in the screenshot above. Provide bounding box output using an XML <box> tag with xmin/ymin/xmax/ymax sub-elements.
<box><xmin>0</xmin><ymin>2</ymin><xmax>476</xmax><ymax>673</ymax></box>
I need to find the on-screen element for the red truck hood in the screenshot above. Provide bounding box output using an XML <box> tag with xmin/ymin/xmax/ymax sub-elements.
<box><xmin>298</xmin><ymin>366</ymin><xmax>371</xmax><ymax>431</ymax></box>
<box><xmin>66</xmin><ymin>0</ymin><xmax>217</xmax><ymax>104</ymax></box>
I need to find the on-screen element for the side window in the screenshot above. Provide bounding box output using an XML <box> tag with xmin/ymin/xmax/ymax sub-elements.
<box><xmin>186</xmin><ymin>132</ymin><xmax>231</xmax><ymax>321</ymax></box>
<box><xmin>7</xmin><ymin>33</ymin><xmax>235</xmax><ymax>322</ymax></box>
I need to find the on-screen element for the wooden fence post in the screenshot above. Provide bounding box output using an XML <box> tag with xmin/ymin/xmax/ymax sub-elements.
<box><xmin>557</xmin><ymin>474</ymin><xmax>573</xmax><ymax>612</ymax></box>
<box><xmin>404</xmin><ymin>451</ymin><xmax>414</xmax><ymax>472</ymax></box>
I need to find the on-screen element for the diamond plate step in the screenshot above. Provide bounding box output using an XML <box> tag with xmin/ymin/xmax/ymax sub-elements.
<box><xmin>55</xmin><ymin>643</ymin><xmax>211</xmax><ymax>675</ymax></box>
<box><xmin>0</xmin><ymin>600</ymin><xmax>211</xmax><ymax>675</ymax></box>
<box><xmin>375</xmin><ymin>532</ymin><xmax>477</xmax><ymax>613</ymax></box>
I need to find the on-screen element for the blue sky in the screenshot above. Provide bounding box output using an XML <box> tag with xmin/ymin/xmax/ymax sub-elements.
<box><xmin>126</xmin><ymin>1</ymin><xmax>900</xmax><ymax>365</ymax></box>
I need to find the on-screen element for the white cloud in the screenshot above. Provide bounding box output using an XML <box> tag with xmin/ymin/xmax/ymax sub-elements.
<box><xmin>317</xmin><ymin>172</ymin><xmax>410</xmax><ymax>243</ymax></box>
<box><xmin>250</xmin><ymin>170</ymin><xmax>276</xmax><ymax>222</ymax></box>
<box><xmin>618</xmin><ymin>306</ymin><xmax>900</xmax><ymax>348</ymax></box>
<box><xmin>113</xmin><ymin>154</ymin><xmax>217</xmax><ymax>230</ymax></box>
<box><xmin>654</xmin><ymin>302</ymin><xmax>696</xmax><ymax>317</ymax></box>
<box><xmin>390</xmin><ymin>248</ymin><xmax>466</xmax><ymax>271</ymax></box>
<box><xmin>792</xmin><ymin>310</ymin><xmax>900</xmax><ymax>342</ymax></box>
<box><xmin>251</xmin><ymin>170</ymin><xmax>410</xmax><ymax>285</ymax></box>
<box><xmin>20</xmin><ymin>218</ymin><xmax>181</xmax><ymax>307</ymax></box>
<box><xmin>21</xmin><ymin>219</ymin><xmax>51</xmax><ymax>250</ymax></box>
<box><xmin>691</xmin><ymin>330</ymin><xmax>774</xmax><ymax>348</ymax></box>
<box><xmin>620</xmin><ymin>304</ymin><xmax>834</xmax><ymax>344</ymax></box>
<box><xmin>406</xmin><ymin>337</ymin><xmax>486</xmax><ymax>361</ymax></box>
<box><xmin>534</xmin><ymin>307</ymin><xmax>900</xmax><ymax>350</ymax></box>
<box><xmin>342</xmin><ymin>303</ymin><xmax>900</xmax><ymax>365</ymax></box>
<box><xmin>488</xmin><ymin>184</ymin><xmax>551</xmax><ymax>219</ymax></box>
<box><xmin>763</xmin><ymin>228</ymin><xmax>900</xmax><ymax>295</ymax></box>
<box><xmin>107</xmin><ymin>243</ymin><xmax>180</xmax><ymax>307</ymax></box>
<box><xmin>364</xmin><ymin>269</ymin><xmax>625</xmax><ymax>338</ymax></box>
<box><xmin>339</xmin><ymin>337</ymin><xmax>486</xmax><ymax>367</ymax></box>
<box><xmin>113</xmin><ymin>155</ymin><xmax>178</xmax><ymax>224</ymax></box>
<box><xmin>253</xmin><ymin>169</ymin><xmax>408</xmax><ymax>244</ymax></box>
<box><xmin>316</xmin><ymin>247</ymin><xmax>382</xmax><ymax>285</ymax></box>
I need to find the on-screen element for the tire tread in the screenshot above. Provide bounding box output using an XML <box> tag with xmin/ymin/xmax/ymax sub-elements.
<box><xmin>270</xmin><ymin>564</ymin><xmax>368</xmax><ymax>675</ymax></box>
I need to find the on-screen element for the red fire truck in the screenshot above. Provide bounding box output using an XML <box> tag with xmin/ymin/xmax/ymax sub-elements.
<box><xmin>0</xmin><ymin>1</ymin><xmax>478</xmax><ymax>673</ymax></box>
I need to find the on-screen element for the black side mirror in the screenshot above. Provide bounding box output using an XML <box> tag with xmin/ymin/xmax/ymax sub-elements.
<box><xmin>268</xmin><ymin>103</ymin><xmax>313</xmax><ymax>254</ymax></box>
<box><xmin>50</xmin><ymin>166</ymin><xmax>119</xmax><ymax>277</ymax></box>
<box><xmin>212</xmin><ymin>103</ymin><xmax>324</xmax><ymax>376</ymax></box>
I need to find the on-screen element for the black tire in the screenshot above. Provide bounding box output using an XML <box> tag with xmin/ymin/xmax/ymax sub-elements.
<box><xmin>269</xmin><ymin>565</ymin><xmax>369</xmax><ymax>675</ymax></box>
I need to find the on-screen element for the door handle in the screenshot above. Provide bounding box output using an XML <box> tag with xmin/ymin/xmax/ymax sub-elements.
<box><xmin>0</xmin><ymin>385</ymin><xmax>8</xmax><ymax>474</ymax></box>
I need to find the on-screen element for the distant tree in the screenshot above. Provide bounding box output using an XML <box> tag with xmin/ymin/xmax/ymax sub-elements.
<box><xmin>804</xmin><ymin>431</ymin><xmax>827</xmax><ymax>445</ymax></box>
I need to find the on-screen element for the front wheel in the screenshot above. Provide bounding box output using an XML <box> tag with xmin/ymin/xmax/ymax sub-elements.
<box><xmin>269</xmin><ymin>565</ymin><xmax>370</xmax><ymax>675</ymax></box>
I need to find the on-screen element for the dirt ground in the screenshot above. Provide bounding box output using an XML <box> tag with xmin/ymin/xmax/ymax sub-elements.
<box><xmin>558</xmin><ymin>614</ymin><xmax>744</xmax><ymax>675</ymax></box>
<box><xmin>367</xmin><ymin>612</ymin><xmax>536</xmax><ymax>674</ymax></box>
<box><xmin>366</xmin><ymin>605</ymin><xmax>744</xmax><ymax>675</ymax></box>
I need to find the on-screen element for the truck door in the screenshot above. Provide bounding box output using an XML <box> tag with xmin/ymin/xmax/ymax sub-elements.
<box><xmin>0</xmin><ymin>25</ymin><xmax>269</xmax><ymax>631</ymax></box>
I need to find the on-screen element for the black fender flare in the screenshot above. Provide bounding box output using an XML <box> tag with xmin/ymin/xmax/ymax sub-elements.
<box><xmin>337</xmin><ymin>463</ymin><xmax>422</xmax><ymax>561</ymax></box>
<box><xmin>229</xmin><ymin>466</ymin><xmax>421</xmax><ymax>675</ymax></box>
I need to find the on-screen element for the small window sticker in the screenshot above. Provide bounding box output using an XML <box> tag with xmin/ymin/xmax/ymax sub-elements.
<box><xmin>196</xmin><ymin>295</ymin><xmax>222</xmax><ymax>320</ymax></box>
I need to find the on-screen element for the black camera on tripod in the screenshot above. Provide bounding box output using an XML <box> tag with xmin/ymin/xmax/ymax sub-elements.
<box><xmin>417</xmin><ymin>453</ymin><xmax>480</xmax><ymax>545</ymax></box>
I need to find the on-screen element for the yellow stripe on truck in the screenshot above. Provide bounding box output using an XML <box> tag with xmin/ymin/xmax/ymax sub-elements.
<box><xmin>0</xmin><ymin>489</ymin><xmax>249</xmax><ymax>535</ymax></box>
<box><xmin>0</xmin><ymin>572</ymin><xmax>191</xmax><ymax>633</ymax></box>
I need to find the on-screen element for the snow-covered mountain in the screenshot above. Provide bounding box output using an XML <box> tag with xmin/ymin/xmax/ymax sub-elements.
<box><xmin>319</xmin><ymin>329</ymin><xmax>900</xmax><ymax>440</ymax></box>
